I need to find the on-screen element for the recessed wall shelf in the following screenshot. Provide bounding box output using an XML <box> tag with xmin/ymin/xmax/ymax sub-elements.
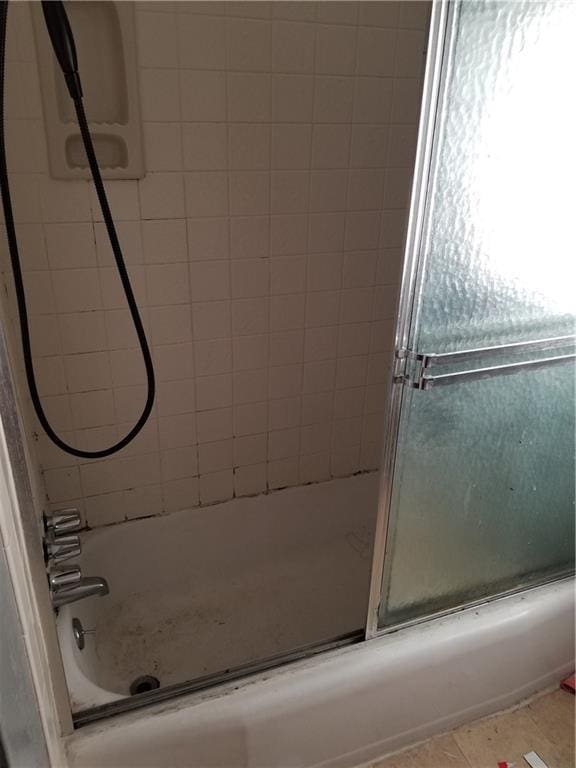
<box><xmin>32</xmin><ymin>1</ymin><xmax>144</xmax><ymax>180</ymax></box>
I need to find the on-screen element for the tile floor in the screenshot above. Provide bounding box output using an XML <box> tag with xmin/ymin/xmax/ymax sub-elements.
<box><xmin>368</xmin><ymin>688</ymin><xmax>574</xmax><ymax>768</ymax></box>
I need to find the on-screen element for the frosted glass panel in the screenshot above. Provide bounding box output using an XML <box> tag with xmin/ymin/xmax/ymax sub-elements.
<box><xmin>378</xmin><ymin>0</ymin><xmax>576</xmax><ymax>629</ymax></box>
<box><xmin>412</xmin><ymin>0</ymin><xmax>576</xmax><ymax>354</ymax></box>
<box><xmin>380</xmin><ymin>363</ymin><xmax>575</xmax><ymax>627</ymax></box>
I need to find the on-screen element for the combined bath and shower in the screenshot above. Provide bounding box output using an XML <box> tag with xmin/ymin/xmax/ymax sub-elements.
<box><xmin>0</xmin><ymin>0</ymin><xmax>155</xmax><ymax>459</ymax></box>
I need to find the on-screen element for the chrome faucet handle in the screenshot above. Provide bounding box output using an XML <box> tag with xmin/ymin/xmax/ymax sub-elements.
<box><xmin>49</xmin><ymin>566</ymin><xmax>81</xmax><ymax>592</ymax></box>
<box><xmin>44</xmin><ymin>509</ymin><xmax>81</xmax><ymax>536</ymax></box>
<box><xmin>45</xmin><ymin>534</ymin><xmax>81</xmax><ymax>565</ymax></box>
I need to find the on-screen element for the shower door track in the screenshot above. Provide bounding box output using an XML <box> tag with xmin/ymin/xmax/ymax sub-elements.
<box><xmin>72</xmin><ymin>630</ymin><xmax>364</xmax><ymax>728</ymax></box>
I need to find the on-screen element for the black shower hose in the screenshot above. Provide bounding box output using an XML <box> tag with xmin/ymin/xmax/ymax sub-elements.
<box><xmin>0</xmin><ymin>1</ymin><xmax>155</xmax><ymax>459</ymax></box>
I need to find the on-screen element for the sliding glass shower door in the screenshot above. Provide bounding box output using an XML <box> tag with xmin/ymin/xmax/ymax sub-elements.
<box><xmin>371</xmin><ymin>0</ymin><xmax>576</xmax><ymax>631</ymax></box>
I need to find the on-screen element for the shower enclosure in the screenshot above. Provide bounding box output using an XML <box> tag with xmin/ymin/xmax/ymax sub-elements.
<box><xmin>0</xmin><ymin>0</ymin><xmax>573</xmax><ymax>741</ymax></box>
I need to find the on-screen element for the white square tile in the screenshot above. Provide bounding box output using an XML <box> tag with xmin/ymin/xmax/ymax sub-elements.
<box><xmin>233</xmin><ymin>368</ymin><xmax>268</xmax><ymax>404</ymax></box>
<box><xmin>304</xmin><ymin>326</ymin><xmax>338</xmax><ymax>362</ymax></box>
<box><xmin>269</xmin><ymin>293</ymin><xmax>305</xmax><ymax>330</ymax></box>
<box><xmin>234</xmin><ymin>401</ymin><xmax>268</xmax><ymax>436</ymax></box>
<box><xmin>192</xmin><ymin>301</ymin><xmax>231</xmax><ymax>340</ymax></box>
<box><xmin>338</xmin><ymin>322</ymin><xmax>371</xmax><ymax>357</ymax></box>
<box><xmin>189</xmin><ymin>261</ymin><xmax>231</xmax><ymax>301</ymax></box>
<box><xmin>139</xmin><ymin>69</ymin><xmax>180</xmax><ymax>121</ymax></box>
<box><xmin>308</xmin><ymin>213</ymin><xmax>345</xmax><ymax>252</ymax></box>
<box><xmin>229</xmin><ymin>125</ymin><xmax>271</xmax><ymax>171</ymax></box>
<box><xmin>227</xmin><ymin>18</ymin><xmax>271</xmax><ymax>71</ymax></box>
<box><xmin>234</xmin><ymin>463</ymin><xmax>267</xmax><ymax>496</ymax></box>
<box><xmin>269</xmin><ymin>330</ymin><xmax>303</xmax><ymax>366</ymax></box>
<box><xmin>373</xmin><ymin>284</ymin><xmax>398</xmax><ymax>320</ymax></box>
<box><xmin>228</xmin><ymin>73</ymin><xmax>271</xmax><ymax>122</ymax></box>
<box><xmin>340</xmin><ymin>287</ymin><xmax>374</xmax><ymax>323</ymax></box>
<box><xmin>52</xmin><ymin>269</ymin><xmax>101</xmax><ymax>313</ymax></box>
<box><xmin>139</xmin><ymin>173</ymin><xmax>185</xmax><ymax>219</ymax></box>
<box><xmin>313</xmin><ymin>76</ymin><xmax>354</xmax><ymax>122</ymax></box>
<box><xmin>350</xmin><ymin>125</ymin><xmax>389</xmax><ymax>168</ymax></box>
<box><xmin>199</xmin><ymin>468</ymin><xmax>233</xmax><ymax>504</ymax></box>
<box><xmin>268</xmin><ymin>427</ymin><xmax>299</xmax><ymax>460</ymax></box>
<box><xmin>316</xmin><ymin>25</ymin><xmax>356</xmax><ymax>75</ymax></box>
<box><xmin>299</xmin><ymin>452</ymin><xmax>330</xmax><ymax>484</ymax></box>
<box><xmin>64</xmin><ymin>351</ymin><xmax>111</xmax><ymax>393</ymax></box>
<box><xmin>387</xmin><ymin>124</ymin><xmax>418</xmax><ymax>168</ymax></box>
<box><xmin>395</xmin><ymin>29</ymin><xmax>427</xmax><ymax>78</ymax></box>
<box><xmin>300</xmin><ymin>422</ymin><xmax>332</xmax><ymax>454</ymax></box>
<box><xmin>305</xmin><ymin>290</ymin><xmax>340</xmax><ymax>327</ymax></box>
<box><xmin>272</xmin><ymin>74</ymin><xmax>314</xmax><ymax>122</ymax></box>
<box><xmin>357</xmin><ymin>28</ymin><xmax>396</xmax><ymax>76</ymax></box>
<box><xmin>270</xmin><ymin>214</ymin><xmax>308</xmax><ymax>256</ymax></box>
<box><xmin>233</xmin><ymin>433</ymin><xmax>267</xmax><ymax>466</ymax></box>
<box><xmin>348</xmin><ymin>169</ymin><xmax>385</xmax><ymax>211</ymax></box>
<box><xmin>150</xmin><ymin>305</ymin><xmax>193</xmax><ymax>345</ymax></box>
<box><xmin>399</xmin><ymin>2</ymin><xmax>431</xmax><ymax>30</ymax></box>
<box><xmin>272</xmin><ymin>3</ymin><xmax>315</xmax><ymax>22</ymax></box>
<box><xmin>336</xmin><ymin>355</ymin><xmax>368</xmax><ymax>389</ymax></box>
<box><xmin>95</xmin><ymin>221</ymin><xmax>143</xmax><ymax>266</ymax></box>
<box><xmin>230</xmin><ymin>216</ymin><xmax>270</xmax><ymax>259</ymax></box>
<box><xmin>303</xmin><ymin>359</ymin><xmax>336</xmax><ymax>393</ymax></box>
<box><xmin>227</xmin><ymin>2</ymin><xmax>271</xmax><ymax>19</ymax></box>
<box><xmin>233</xmin><ymin>334</ymin><xmax>269</xmax><ymax>370</ymax></box>
<box><xmin>70</xmin><ymin>390</ymin><xmax>115</xmax><ymax>430</ymax></box>
<box><xmin>196</xmin><ymin>373</ymin><xmax>233</xmax><ymax>410</ymax></box>
<box><xmin>198</xmin><ymin>438</ymin><xmax>233</xmax><ymax>474</ymax></box>
<box><xmin>267</xmin><ymin>456</ymin><xmax>298</xmax><ymax>489</ymax></box>
<box><xmin>391</xmin><ymin>77</ymin><xmax>423</xmax><ymax>123</ymax></box>
<box><xmin>187</xmin><ymin>218</ymin><xmax>230</xmax><ymax>260</ymax></box>
<box><xmin>185</xmin><ymin>172</ymin><xmax>228</xmax><ymax>217</ymax></box>
<box><xmin>271</xmin><ymin>171</ymin><xmax>309</xmax><ymax>214</ymax></box>
<box><xmin>271</xmin><ymin>125</ymin><xmax>312</xmax><ymax>169</ymax></box>
<box><xmin>317</xmin><ymin>2</ymin><xmax>358</xmax><ymax>25</ymax></box>
<box><xmin>137</xmin><ymin>11</ymin><xmax>178</xmax><ymax>67</ymax></box>
<box><xmin>270</xmin><ymin>256</ymin><xmax>306</xmax><ymax>295</ymax></box>
<box><xmin>342</xmin><ymin>250</ymin><xmax>378</xmax><ymax>288</ymax></box>
<box><xmin>269</xmin><ymin>396</ymin><xmax>301</xmax><ymax>430</ymax></box>
<box><xmin>231</xmin><ymin>259</ymin><xmax>269</xmax><ymax>298</ymax></box>
<box><xmin>146</xmin><ymin>263</ymin><xmax>190</xmax><ymax>305</ymax></box>
<box><xmin>183</xmin><ymin>123</ymin><xmax>228</xmax><ymax>170</ymax></box>
<box><xmin>142</xmin><ymin>220</ymin><xmax>187</xmax><ymax>264</ymax></box>
<box><xmin>353</xmin><ymin>77</ymin><xmax>394</xmax><ymax>123</ymax></box>
<box><xmin>180</xmin><ymin>70</ymin><xmax>227</xmax><ymax>122</ymax></box>
<box><xmin>157</xmin><ymin>379</ymin><xmax>196</xmax><ymax>416</ymax></box>
<box><xmin>268</xmin><ymin>364</ymin><xmax>302</xmax><ymax>399</ymax></box>
<box><xmin>311</xmin><ymin>124</ymin><xmax>351</xmax><ymax>169</ymax></box>
<box><xmin>194</xmin><ymin>339</ymin><xmax>233</xmax><ymax>375</ymax></box>
<box><xmin>272</xmin><ymin>21</ymin><xmax>315</xmax><ymax>73</ymax></box>
<box><xmin>309</xmin><ymin>170</ymin><xmax>347</xmax><ymax>212</ymax></box>
<box><xmin>230</xmin><ymin>172</ymin><xmax>270</xmax><ymax>216</ymax></box>
<box><xmin>344</xmin><ymin>212</ymin><xmax>381</xmax><ymax>251</ymax></box>
<box><xmin>153</xmin><ymin>342</ymin><xmax>195</xmax><ymax>381</ymax></box>
<box><xmin>44</xmin><ymin>223</ymin><xmax>97</xmax><ymax>270</ymax></box>
<box><xmin>231</xmin><ymin>298</ymin><xmax>269</xmax><ymax>336</ymax></box>
<box><xmin>383</xmin><ymin>166</ymin><xmax>413</xmax><ymax>209</ymax></box>
<box><xmin>359</xmin><ymin>1</ymin><xmax>400</xmax><ymax>28</ymax></box>
<box><xmin>158</xmin><ymin>412</ymin><xmax>197</xmax><ymax>449</ymax></box>
<box><xmin>163</xmin><ymin>477</ymin><xmax>199</xmax><ymax>513</ymax></box>
<box><xmin>59</xmin><ymin>311</ymin><xmax>106</xmax><ymax>354</ymax></box>
<box><xmin>196</xmin><ymin>407</ymin><xmax>233</xmax><ymax>443</ymax></box>
<box><xmin>306</xmin><ymin>252</ymin><xmax>343</xmax><ymax>291</ymax></box>
<box><xmin>177</xmin><ymin>14</ymin><xmax>226</xmax><ymax>69</ymax></box>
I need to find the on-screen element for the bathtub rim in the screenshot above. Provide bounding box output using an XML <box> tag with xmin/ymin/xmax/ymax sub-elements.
<box><xmin>70</xmin><ymin>572</ymin><xmax>574</xmax><ymax>728</ymax></box>
<box><xmin>66</xmin><ymin>576</ymin><xmax>575</xmax><ymax>768</ymax></box>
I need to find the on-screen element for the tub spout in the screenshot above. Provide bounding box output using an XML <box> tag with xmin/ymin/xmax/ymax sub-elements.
<box><xmin>50</xmin><ymin>568</ymin><xmax>109</xmax><ymax>608</ymax></box>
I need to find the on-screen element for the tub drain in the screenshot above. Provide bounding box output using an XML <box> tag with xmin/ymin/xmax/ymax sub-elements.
<box><xmin>129</xmin><ymin>675</ymin><xmax>160</xmax><ymax>696</ymax></box>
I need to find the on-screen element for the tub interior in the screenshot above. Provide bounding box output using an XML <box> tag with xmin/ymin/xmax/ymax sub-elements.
<box><xmin>61</xmin><ymin>474</ymin><xmax>378</xmax><ymax>708</ymax></box>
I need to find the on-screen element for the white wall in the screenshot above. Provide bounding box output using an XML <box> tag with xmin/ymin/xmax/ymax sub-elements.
<box><xmin>0</xmin><ymin>1</ymin><xmax>428</xmax><ymax>529</ymax></box>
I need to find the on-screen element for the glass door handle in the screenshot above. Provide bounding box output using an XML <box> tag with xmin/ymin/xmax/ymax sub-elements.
<box><xmin>396</xmin><ymin>334</ymin><xmax>576</xmax><ymax>390</ymax></box>
<box><xmin>419</xmin><ymin>352</ymin><xmax>575</xmax><ymax>390</ymax></box>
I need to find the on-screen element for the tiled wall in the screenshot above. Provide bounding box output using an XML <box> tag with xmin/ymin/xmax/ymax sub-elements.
<box><xmin>0</xmin><ymin>1</ymin><xmax>428</xmax><ymax>528</ymax></box>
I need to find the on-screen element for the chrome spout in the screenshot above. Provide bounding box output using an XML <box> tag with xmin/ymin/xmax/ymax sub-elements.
<box><xmin>50</xmin><ymin>572</ymin><xmax>109</xmax><ymax>608</ymax></box>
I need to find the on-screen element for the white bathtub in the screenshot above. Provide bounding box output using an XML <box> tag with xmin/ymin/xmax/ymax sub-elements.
<box><xmin>65</xmin><ymin>578</ymin><xmax>574</xmax><ymax>767</ymax></box>
<box><xmin>58</xmin><ymin>474</ymin><xmax>379</xmax><ymax>711</ymax></box>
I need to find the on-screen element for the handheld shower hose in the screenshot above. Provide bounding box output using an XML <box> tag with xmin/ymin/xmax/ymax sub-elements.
<box><xmin>0</xmin><ymin>0</ymin><xmax>155</xmax><ymax>459</ymax></box>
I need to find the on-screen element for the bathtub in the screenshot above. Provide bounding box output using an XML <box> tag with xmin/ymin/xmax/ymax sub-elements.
<box><xmin>58</xmin><ymin>474</ymin><xmax>379</xmax><ymax>711</ymax></box>
<box><xmin>65</xmin><ymin>577</ymin><xmax>574</xmax><ymax>767</ymax></box>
